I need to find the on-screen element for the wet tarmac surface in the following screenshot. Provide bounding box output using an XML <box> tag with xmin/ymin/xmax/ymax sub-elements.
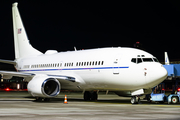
<box><xmin>0</xmin><ymin>91</ymin><xmax>180</xmax><ymax>120</ymax></box>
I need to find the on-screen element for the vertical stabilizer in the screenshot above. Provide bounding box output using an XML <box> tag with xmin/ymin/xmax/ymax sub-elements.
<box><xmin>165</xmin><ymin>52</ymin><xmax>170</xmax><ymax>65</ymax></box>
<box><xmin>12</xmin><ymin>3</ymin><xmax>42</xmax><ymax>59</ymax></box>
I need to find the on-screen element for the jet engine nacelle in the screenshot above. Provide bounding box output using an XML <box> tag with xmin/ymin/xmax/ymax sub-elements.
<box><xmin>27</xmin><ymin>76</ymin><xmax>60</xmax><ymax>98</ymax></box>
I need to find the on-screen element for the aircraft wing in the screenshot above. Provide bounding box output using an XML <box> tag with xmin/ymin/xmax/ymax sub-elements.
<box><xmin>47</xmin><ymin>75</ymin><xmax>75</xmax><ymax>82</ymax></box>
<box><xmin>0</xmin><ymin>71</ymin><xmax>77</xmax><ymax>86</ymax></box>
<box><xmin>47</xmin><ymin>74</ymin><xmax>78</xmax><ymax>90</ymax></box>
<box><xmin>0</xmin><ymin>70</ymin><xmax>35</xmax><ymax>78</ymax></box>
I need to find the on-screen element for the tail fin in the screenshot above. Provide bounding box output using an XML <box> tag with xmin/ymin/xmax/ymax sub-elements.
<box><xmin>12</xmin><ymin>3</ymin><xmax>42</xmax><ymax>59</ymax></box>
<box><xmin>165</xmin><ymin>52</ymin><xmax>170</xmax><ymax>65</ymax></box>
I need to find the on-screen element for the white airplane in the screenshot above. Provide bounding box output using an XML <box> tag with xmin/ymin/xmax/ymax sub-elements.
<box><xmin>0</xmin><ymin>2</ymin><xmax>167</xmax><ymax>104</ymax></box>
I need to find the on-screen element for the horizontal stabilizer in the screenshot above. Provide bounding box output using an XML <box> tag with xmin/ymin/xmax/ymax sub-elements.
<box><xmin>0</xmin><ymin>59</ymin><xmax>16</xmax><ymax>65</ymax></box>
<box><xmin>0</xmin><ymin>70</ymin><xmax>35</xmax><ymax>78</ymax></box>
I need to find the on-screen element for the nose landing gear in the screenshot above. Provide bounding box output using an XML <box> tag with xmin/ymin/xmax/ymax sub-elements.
<box><xmin>131</xmin><ymin>96</ymin><xmax>140</xmax><ymax>104</ymax></box>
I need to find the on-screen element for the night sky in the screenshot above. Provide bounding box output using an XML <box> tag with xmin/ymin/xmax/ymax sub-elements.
<box><xmin>1</xmin><ymin>0</ymin><xmax>180</xmax><ymax>61</ymax></box>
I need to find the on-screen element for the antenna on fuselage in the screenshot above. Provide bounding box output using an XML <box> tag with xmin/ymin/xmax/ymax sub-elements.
<box><xmin>74</xmin><ymin>47</ymin><xmax>77</xmax><ymax>51</ymax></box>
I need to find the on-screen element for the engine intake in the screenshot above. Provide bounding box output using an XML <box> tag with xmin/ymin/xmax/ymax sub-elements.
<box><xmin>27</xmin><ymin>76</ymin><xmax>60</xmax><ymax>98</ymax></box>
<box><xmin>42</xmin><ymin>78</ymin><xmax>60</xmax><ymax>97</ymax></box>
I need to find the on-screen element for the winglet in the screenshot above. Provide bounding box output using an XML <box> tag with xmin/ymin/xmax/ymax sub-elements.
<box><xmin>165</xmin><ymin>52</ymin><xmax>170</xmax><ymax>65</ymax></box>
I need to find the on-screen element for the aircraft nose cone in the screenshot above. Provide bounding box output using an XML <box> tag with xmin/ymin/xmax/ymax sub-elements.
<box><xmin>146</xmin><ymin>64</ymin><xmax>168</xmax><ymax>88</ymax></box>
<box><xmin>158</xmin><ymin>65</ymin><xmax>168</xmax><ymax>80</ymax></box>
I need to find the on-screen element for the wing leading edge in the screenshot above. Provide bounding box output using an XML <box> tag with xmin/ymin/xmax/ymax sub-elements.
<box><xmin>0</xmin><ymin>70</ymin><xmax>76</xmax><ymax>84</ymax></box>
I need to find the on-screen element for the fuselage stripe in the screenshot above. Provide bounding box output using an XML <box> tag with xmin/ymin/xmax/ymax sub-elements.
<box><xmin>18</xmin><ymin>66</ymin><xmax>129</xmax><ymax>72</ymax></box>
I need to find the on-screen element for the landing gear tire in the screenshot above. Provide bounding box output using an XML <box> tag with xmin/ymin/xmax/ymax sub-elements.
<box><xmin>84</xmin><ymin>91</ymin><xmax>98</xmax><ymax>101</ymax></box>
<box><xmin>35</xmin><ymin>97</ymin><xmax>43</xmax><ymax>102</ymax></box>
<box><xmin>84</xmin><ymin>91</ymin><xmax>91</xmax><ymax>101</ymax></box>
<box><xmin>171</xmin><ymin>96</ymin><xmax>178</xmax><ymax>104</ymax></box>
<box><xmin>44</xmin><ymin>98</ymin><xmax>51</xmax><ymax>102</ymax></box>
<box><xmin>35</xmin><ymin>97</ymin><xmax>51</xmax><ymax>102</ymax></box>
<box><xmin>91</xmin><ymin>91</ymin><xmax>98</xmax><ymax>101</ymax></box>
<box><xmin>131</xmin><ymin>96</ymin><xmax>140</xmax><ymax>104</ymax></box>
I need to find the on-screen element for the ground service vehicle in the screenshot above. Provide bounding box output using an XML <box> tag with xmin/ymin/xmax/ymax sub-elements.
<box><xmin>150</xmin><ymin>84</ymin><xmax>180</xmax><ymax>104</ymax></box>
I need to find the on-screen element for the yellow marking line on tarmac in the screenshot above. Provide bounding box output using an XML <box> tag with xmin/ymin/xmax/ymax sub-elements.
<box><xmin>149</xmin><ymin>104</ymin><xmax>180</xmax><ymax>108</ymax></box>
<box><xmin>92</xmin><ymin>101</ymin><xmax>180</xmax><ymax>107</ymax></box>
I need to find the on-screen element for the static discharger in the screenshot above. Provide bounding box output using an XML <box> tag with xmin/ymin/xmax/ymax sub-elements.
<box><xmin>64</xmin><ymin>95</ymin><xmax>68</xmax><ymax>104</ymax></box>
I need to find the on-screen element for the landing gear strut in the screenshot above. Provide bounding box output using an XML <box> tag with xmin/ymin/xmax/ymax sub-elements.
<box><xmin>84</xmin><ymin>91</ymin><xmax>98</xmax><ymax>101</ymax></box>
<box><xmin>131</xmin><ymin>96</ymin><xmax>140</xmax><ymax>104</ymax></box>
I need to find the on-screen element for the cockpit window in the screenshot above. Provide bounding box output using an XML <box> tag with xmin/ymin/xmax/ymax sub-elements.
<box><xmin>131</xmin><ymin>58</ymin><xmax>136</xmax><ymax>63</ymax></box>
<box><xmin>142</xmin><ymin>58</ymin><xmax>153</xmax><ymax>62</ymax></box>
<box><xmin>137</xmin><ymin>58</ymin><xmax>142</xmax><ymax>63</ymax></box>
<box><xmin>153</xmin><ymin>58</ymin><xmax>159</xmax><ymax>62</ymax></box>
<box><xmin>131</xmin><ymin>57</ymin><xmax>159</xmax><ymax>64</ymax></box>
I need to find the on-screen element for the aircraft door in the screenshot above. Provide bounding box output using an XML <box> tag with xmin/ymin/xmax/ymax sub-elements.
<box><xmin>113</xmin><ymin>58</ymin><xmax>120</xmax><ymax>74</ymax></box>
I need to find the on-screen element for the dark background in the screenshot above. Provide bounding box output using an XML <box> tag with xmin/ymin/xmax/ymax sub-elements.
<box><xmin>1</xmin><ymin>0</ymin><xmax>180</xmax><ymax>61</ymax></box>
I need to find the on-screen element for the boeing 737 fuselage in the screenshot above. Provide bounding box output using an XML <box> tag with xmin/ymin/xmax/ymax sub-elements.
<box><xmin>0</xmin><ymin>3</ymin><xmax>167</xmax><ymax>104</ymax></box>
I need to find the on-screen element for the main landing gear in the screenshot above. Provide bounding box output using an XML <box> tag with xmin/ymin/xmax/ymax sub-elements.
<box><xmin>131</xmin><ymin>96</ymin><xmax>140</xmax><ymax>104</ymax></box>
<box><xmin>35</xmin><ymin>97</ymin><xmax>51</xmax><ymax>102</ymax></box>
<box><xmin>84</xmin><ymin>91</ymin><xmax>98</xmax><ymax>101</ymax></box>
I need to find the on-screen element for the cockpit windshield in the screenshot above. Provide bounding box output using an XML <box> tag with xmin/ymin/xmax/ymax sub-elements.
<box><xmin>153</xmin><ymin>58</ymin><xmax>159</xmax><ymax>62</ymax></box>
<box><xmin>131</xmin><ymin>57</ymin><xmax>159</xmax><ymax>64</ymax></box>
<box><xmin>142</xmin><ymin>58</ymin><xmax>153</xmax><ymax>62</ymax></box>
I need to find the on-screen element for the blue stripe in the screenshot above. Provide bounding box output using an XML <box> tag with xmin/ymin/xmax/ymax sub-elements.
<box><xmin>19</xmin><ymin>66</ymin><xmax>129</xmax><ymax>72</ymax></box>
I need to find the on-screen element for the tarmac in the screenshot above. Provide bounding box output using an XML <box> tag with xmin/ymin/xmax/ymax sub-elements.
<box><xmin>0</xmin><ymin>91</ymin><xmax>180</xmax><ymax>120</ymax></box>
